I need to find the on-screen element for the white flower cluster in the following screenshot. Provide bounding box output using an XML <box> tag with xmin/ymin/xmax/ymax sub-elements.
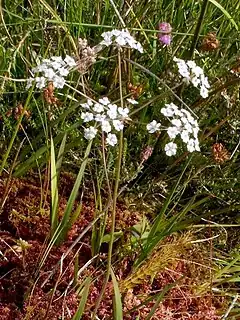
<box><xmin>100</xmin><ymin>29</ymin><xmax>143</xmax><ymax>53</ymax></box>
<box><xmin>81</xmin><ymin>97</ymin><xmax>133</xmax><ymax>146</ymax></box>
<box><xmin>146</xmin><ymin>103</ymin><xmax>200</xmax><ymax>156</ymax></box>
<box><xmin>173</xmin><ymin>57</ymin><xmax>210</xmax><ymax>98</ymax></box>
<box><xmin>26</xmin><ymin>55</ymin><xmax>77</xmax><ymax>90</ymax></box>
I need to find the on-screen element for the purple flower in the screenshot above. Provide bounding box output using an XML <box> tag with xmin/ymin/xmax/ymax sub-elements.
<box><xmin>157</xmin><ymin>22</ymin><xmax>172</xmax><ymax>46</ymax></box>
<box><xmin>158</xmin><ymin>22</ymin><xmax>172</xmax><ymax>33</ymax></box>
<box><xmin>159</xmin><ymin>34</ymin><xmax>172</xmax><ymax>46</ymax></box>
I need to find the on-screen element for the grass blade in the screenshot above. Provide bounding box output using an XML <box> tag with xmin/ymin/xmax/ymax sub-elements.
<box><xmin>50</xmin><ymin>136</ymin><xmax>59</xmax><ymax>236</ymax></box>
<box><xmin>72</xmin><ymin>277</ymin><xmax>91</xmax><ymax>320</ymax></box>
<box><xmin>55</xmin><ymin>140</ymin><xmax>93</xmax><ymax>244</ymax></box>
<box><xmin>56</xmin><ymin>132</ymin><xmax>67</xmax><ymax>179</ymax></box>
<box><xmin>208</xmin><ymin>0</ymin><xmax>239</xmax><ymax>30</ymax></box>
<box><xmin>111</xmin><ymin>268</ymin><xmax>123</xmax><ymax>320</ymax></box>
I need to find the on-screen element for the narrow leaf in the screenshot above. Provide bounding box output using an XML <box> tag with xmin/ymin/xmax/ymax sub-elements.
<box><xmin>111</xmin><ymin>268</ymin><xmax>123</xmax><ymax>320</ymax></box>
<box><xmin>72</xmin><ymin>277</ymin><xmax>91</xmax><ymax>320</ymax></box>
<box><xmin>208</xmin><ymin>0</ymin><xmax>238</xmax><ymax>30</ymax></box>
<box><xmin>50</xmin><ymin>136</ymin><xmax>59</xmax><ymax>235</ymax></box>
<box><xmin>56</xmin><ymin>133</ymin><xmax>67</xmax><ymax>179</ymax></box>
<box><xmin>55</xmin><ymin>140</ymin><xmax>93</xmax><ymax>244</ymax></box>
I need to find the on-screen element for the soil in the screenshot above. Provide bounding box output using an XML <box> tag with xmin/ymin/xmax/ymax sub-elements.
<box><xmin>0</xmin><ymin>174</ymin><xmax>224</xmax><ymax>319</ymax></box>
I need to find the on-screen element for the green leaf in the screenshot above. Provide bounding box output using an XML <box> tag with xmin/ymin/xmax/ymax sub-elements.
<box><xmin>72</xmin><ymin>277</ymin><xmax>91</xmax><ymax>320</ymax></box>
<box><xmin>56</xmin><ymin>133</ymin><xmax>67</xmax><ymax>179</ymax></box>
<box><xmin>54</xmin><ymin>140</ymin><xmax>93</xmax><ymax>244</ymax></box>
<box><xmin>208</xmin><ymin>0</ymin><xmax>239</xmax><ymax>30</ymax></box>
<box><xmin>102</xmin><ymin>231</ymin><xmax>123</xmax><ymax>243</ymax></box>
<box><xmin>111</xmin><ymin>268</ymin><xmax>123</xmax><ymax>320</ymax></box>
<box><xmin>50</xmin><ymin>136</ymin><xmax>59</xmax><ymax>236</ymax></box>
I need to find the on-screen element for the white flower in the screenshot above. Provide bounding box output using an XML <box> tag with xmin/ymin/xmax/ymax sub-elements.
<box><xmin>27</xmin><ymin>55</ymin><xmax>75</xmax><ymax>91</ymax></box>
<box><xmin>174</xmin><ymin>57</ymin><xmax>210</xmax><ymax>98</ymax></box>
<box><xmin>112</xmin><ymin>29</ymin><xmax>121</xmax><ymax>36</ymax></box>
<box><xmin>52</xmin><ymin>75</ymin><xmax>65</xmax><ymax>88</ymax></box>
<box><xmin>165</xmin><ymin>142</ymin><xmax>177</xmax><ymax>156</ymax></box>
<box><xmin>101</xmin><ymin>120</ymin><xmax>111</xmax><ymax>133</ymax></box>
<box><xmin>147</xmin><ymin>120</ymin><xmax>161</xmax><ymax>133</ymax></box>
<box><xmin>80</xmin><ymin>103</ymin><xmax>90</xmax><ymax>109</ymax></box>
<box><xmin>26</xmin><ymin>77</ymin><xmax>34</xmax><ymax>89</ymax></box>
<box><xmin>87</xmin><ymin>99</ymin><xmax>94</xmax><ymax>107</ymax></box>
<box><xmin>101</xmin><ymin>36</ymin><xmax>112</xmax><ymax>46</ymax></box>
<box><xmin>64</xmin><ymin>55</ymin><xmax>76</xmax><ymax>67</ymax></box>
<box><xmin>107</xmin><ymin>104</ymin><xmax>118</xmax><ymax>119</ymax></box>
<box><xmin>93</xmin><ymin>103</ymin><xmax>104</xmax><ymax>113</ymax></box>
<box><xmin>181</xmin><ymin>109</ymin><xmax>191</xmax><ymax>118</ymax></box>
<box><xmin>194</xmin><ymin>139</ymin><xmax>200</xmax><ymax>151</ymax></box>
<box><xmin>51</xmin><ymin>61</ymin><xmax>62</xmax><ymax>70</ymax></box>
<box><xmin>126</xmin><ymin>98</ymin><xmax>138</xmax><ymax>105</ymax></box>
<box><xmin>193</xmin><ymin>127</ymin><xmax>199</xmax><ymax>139</ymax></box>
<box><xmin>101</xmin><ymin>29</ymin><xmax>143</xmax><ymax>53</ymax></box>
<box><xmin>106</xmin><ymin>133</ymin><xmax>117</xmax><ymax>146</ymax></box>
<box><xmin>184</xmin><ymin>122</ymin><xmax>193</xmax><ymax>133</ymax></box>
<box><xmin>187</xmin><ymin>60</ymin><xmax>196</xmax><ymax>69</ymax></box>
<box><xmin>191</xmin><ymin>76</ymin><xmax>200</xmax><ymax>87</ymax></box>
<box><xmin>161</xmin><ymin>107</ymin><xmax>175</xmax><ymax>117</ymax></box>
<box><xmin>200</xmin><ymin>75</ymin><xmax>210</xmax><ymax>88</ymax></box>
<box><xmin>187</xmin><ymin>139</ymin><xmax>195</xmax><ymax>152</ymax></box>
<box><xmin>180</xmin><ymin>117</ymin><xmax>189</xmax><ymax>125</ymax></box>
<box><xmin>99</xmin><ymin>97</ymin><xmax>110</xmax><ymax>105</ymax></box>
<box><xmin>167</xmin><ymin>126</ymin><xmax>180</xmax><ymax>139</ymax></box>
<box><xmin>174</xmin><ymin>58</ymin><xmax>190</xmax><ymax>79</ymax></box>
<box><xmin>181</xmin><ymin>130</ymin><xmax>190</xmax><ymax>143</ymax></box>
<box><xmin>200</xmin><ymin>86</ymin><xmax>208</xmax><ymax>98</ymax></box>
<box><xmin>192</xmin><ymin>66</ymin><xmax>203</xmax><ymax>77</ymax></box>
<box><xmin>81</xmin><ymin>112</ymin><xmax>94</xmax><ymax>122</ymax></box>
<box><xmin>118</xmin><ymin>107</ymin><xmax>129</xmax><ymax>118</ymax></box>
<box><xmin>100</xmin><ymin>31</ymin><xmax>113</xmax><ymax>46</ymax></box>
<box><xmin>115</xmin><ymin>35</ymin><xmax>126</xmax><ymax>46</ymax></box>
<box><xmin>51</xmin><ymin>56</ymin><xmax>64</xmax><ymax>64</ymax></box>
<box><xmin>84</xmin><ymin>126</ymin><xmax>97</xmax><ymax>140</ymax></box>
<box><xmin>166</xmin><ymin>103</ymin><xmax>179</xmax><ymax>112</ymax></box>
<box><xmin>44</xmin><ymin>68</ymin><xmax>55</xmax><ymax>80</ymax></box>
<box><xmin>178</xmin><ymin>64</ymin><xmax>190</xmax><ymax>79</ymax></box>
<box><xmin>35</xmin><ymin>76</ymin><xmax>46</xmax><ymax>89</ymax></box>
<box><xmin>36</xmin><ymin>64</ymin><xmax>48</xmax><ymax>73</ymax></box>
<box><xmin>95</xmin><ymin>114</ymin><xmax>106</xmax><ymax>122</ymax></box>
<box><xmin>174</xmin><ymin>109</ymin><xmax>184</xmax><ymax>117</ymax></box>
<box><xmin>171</xmin><ymin>119</ymin><xmax>182</xmax><ymax>128</ymax></box>
<box><xmin>134</xmin><ymin>42</ymin><xmax>143</xmax><ymax>53</ymax></box>
<box><xmin>58</xmin><ymin>68</ymin><xmax>69</xmax><ymax>77</ymax></box>
<box><xmin>113</xmin><ymin>120</ymin><xmax>124</xmax><ymax>131</ymax></box>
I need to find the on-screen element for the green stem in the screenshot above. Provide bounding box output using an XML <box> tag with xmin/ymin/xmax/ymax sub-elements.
<box><xmin>0</xmin><ymin>88</ymin><xmax>33</xmax><ymax>176</ymax></box>
<box><xmin>92</xmin><ymin>50</ymin><xmax>124</xmax><ymax>318</ymax></box>
<box><xmin>188</xmin><ymin>0</ymin><xmax>209</xmax><ymax>59</ymax></box>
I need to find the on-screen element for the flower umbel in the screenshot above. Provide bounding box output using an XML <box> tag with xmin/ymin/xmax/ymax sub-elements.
<box><xmin>100</xmin><ymin>29</ymin><xmax>143</xmax><ymax>53</ymax></box>
<box><xmin>26</xmin><ymin>55</ymin><xmax>76</xmax><ymax>90</ymax></box>
<box><xmin>173</xmin><ymin>57</ymin><xmax>210</xmax><ymax>98</ymax></box>
<box><xmin>147</xmin><ymin>103</ymin><xmax>200</xmax><ymax>156</ymax></box>
<box><xmin>80</xmin><ymin>96</ymin><xmax>132</xmax><ymax>146</ymax></box>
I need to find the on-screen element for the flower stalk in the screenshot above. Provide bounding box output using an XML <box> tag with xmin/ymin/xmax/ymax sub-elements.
<box><xmin>92</xmin><ymin>50</ymin><xmax>124</xmax><ymax>318</ymax></box>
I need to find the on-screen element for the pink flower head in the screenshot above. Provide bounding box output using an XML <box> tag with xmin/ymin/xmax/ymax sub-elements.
<box><xmin>158</xmin><ymin>22</ymin><xmax>172</xmax><ymax>33</ymax></box>
<box><xmin>157</xmin><ymin>22</ymin><xmax>172</xmax><ymax>46</ymax></box>
<box><xmin>159</xmin><ymin>34</ymin><xmax>172</xmax><ymax>46</ymax></box>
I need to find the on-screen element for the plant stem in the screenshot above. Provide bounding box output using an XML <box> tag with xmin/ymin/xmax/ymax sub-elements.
<box><xmin>0</xmin><ymin>88</ymin><xmax>33</xmax><ymax>176</ymax></box>
<box><xmin>188</xmin><ymin>0</ymin><xmax>208</xmax><ymax>59</ymax></box>
<box><xmin>92</xmin><ymin>50</ymin><xmax>124</xmax><ymax>318</ymax></box>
